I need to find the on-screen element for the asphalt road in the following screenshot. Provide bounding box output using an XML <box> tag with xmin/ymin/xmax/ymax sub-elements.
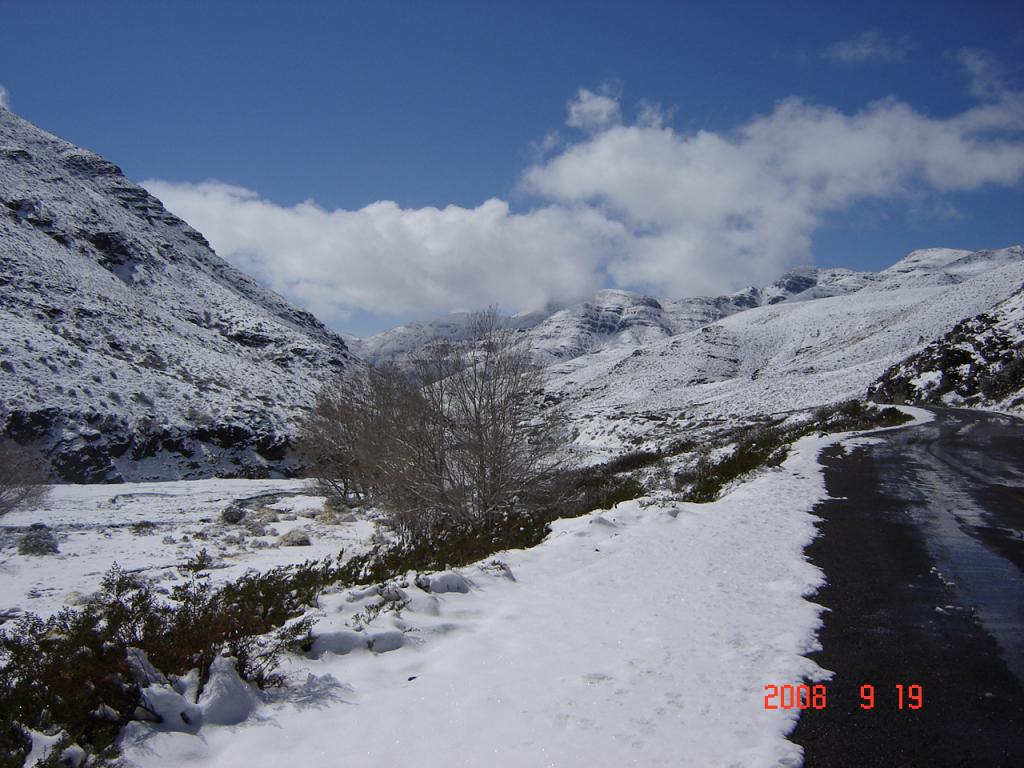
<box><xmin>791</xmin><ymin>407</ymin><xmax>1024</xmax><ymax>767</ymax></box>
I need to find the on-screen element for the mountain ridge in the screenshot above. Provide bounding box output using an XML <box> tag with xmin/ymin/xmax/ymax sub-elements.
<box><xmin>541</xmin><ymin>245</ymin><xmax>1024</xmax><ymax>462</ymax></box>
<box><xmin>352</xmin><ymin>250</ymin><xmax>1016</xmax><ymax>368</ymax></box>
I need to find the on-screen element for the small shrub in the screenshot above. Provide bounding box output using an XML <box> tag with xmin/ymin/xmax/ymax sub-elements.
<box><xmin>17</xmin><ymin>523</ymin><xmax>59</xmax><ymax>556</ymax></box>
<box><xmin>129</xmin><ymin>520</ymin><xmax>157</xmax><ymax>536</ymax></box>
<box><xmin>279</xmin><ymin>529</ymin><xmax>312</xmax><ymax>547</ymax></box>
<box><xmin>0</xmin><ymin>440</ymin><xmax>50</xmax><ymax>518</ymax></box>
<box><xmin>221</xmin><ymin>504</ymin><xmax>247</xmax><ymax>525</ymax></box>
<box><xmin>0</xmin><ymin>557</ymin><xmax>333</xmax><ymax>766</ymax></box>
<box><xmin>181</xmin><ymin>548</ymin><xmax>214</xmax><ymax>573</ymax></box>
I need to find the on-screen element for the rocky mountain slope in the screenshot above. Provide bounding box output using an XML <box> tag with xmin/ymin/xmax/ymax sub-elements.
<box><xmin>0</xmin><ymin>106</ymin><xmax>353</xmax><ymax>482</ymax></box>
<box><xmin>868</xmin><ymin>286</ymin><xmax>1024</xmax><ymax>412</ymax></box>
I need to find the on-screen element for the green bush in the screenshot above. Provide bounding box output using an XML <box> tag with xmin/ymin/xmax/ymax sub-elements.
<box><xmin>335</xmin><ymin>464</ymin><xmax>649</xmax><ymax>585</ymax></box>
<box><xmin>0</xmin><ymin>559</ymin><xmax>330</xmax><ymax>767</ymax></box>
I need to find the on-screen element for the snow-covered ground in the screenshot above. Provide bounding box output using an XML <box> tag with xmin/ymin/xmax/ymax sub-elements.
<box><xmin>0</xmin><ymin>411</ymin><xmax>922</xmax><ymax>767</ymax></box>
<box><xmin>0</xmin><ymin>478</ymin><xmax>376</xmax><ymax>620</ymax></box>
<box><xmin>111</xmin><ymin>431</ymin><xmax>844</xmax><ymax>767</ymax></box>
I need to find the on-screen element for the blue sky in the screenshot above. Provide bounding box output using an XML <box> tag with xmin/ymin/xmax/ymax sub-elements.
<box><xmin>2</xmin><ymin>0</ymin><xmax>1023</xmax><ymax>335</ymax></box>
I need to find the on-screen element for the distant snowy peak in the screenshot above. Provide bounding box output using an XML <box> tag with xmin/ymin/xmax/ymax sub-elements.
<box><xmin>529</xmin><ymin>290</ymin><xmax>675</xmax><ymax>364</ymax></box>
<box><xmin>355</xmin><ymin>308</ymin><xmax>552</xmax><ymax>364</ymax></box>
<box><xmin>527</xmin><ymin>249</ymin><xmax>1021</xmax><ymax>366</ymax></box>
<box><xmin>355</xmin><ymin>263</ymin><xmax>893</xmax><ymax>367</ymax></box>
<box><xmin>0</xmin><ymin>108</ymin><xmax>353</xmax><ymax>482</ymax></box>
<box><xmin>761</xmin><ymin>266</ymin><xmax>880</xmax><ymax>305</ymax></box>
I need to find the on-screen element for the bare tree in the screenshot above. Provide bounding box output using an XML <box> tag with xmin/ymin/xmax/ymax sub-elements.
<box><xmin>296</xmin><ymin>373</ymin><xmax>370</xmax><ymax>502</ymax></box>
<box><xmin>417</xmin><ymin>309</ymin><xmax>561</xmax><ymax>520</ymax></box>
<box><xmin>0</xmin><ymin>440</ymin><xmax>51</xmax><ymax>517</ymax></box>
<box><xmin>298</xmin><ymin>308</ymin><xmax>567</xmax><ymax>542</ymax></box>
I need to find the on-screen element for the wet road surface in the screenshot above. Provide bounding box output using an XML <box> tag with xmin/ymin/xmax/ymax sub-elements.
<box><xmin>792</xmin><ymin>407</ymin><xmax>1024</xmax><ymax>767</ymax></box>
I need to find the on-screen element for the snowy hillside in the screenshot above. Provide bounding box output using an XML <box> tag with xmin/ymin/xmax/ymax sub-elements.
<box><xmin>350</xmin><ymin>308</ymin><xmax>551</xmax><ymax>364</ymax></box>
<box><xmin>0</xmin><ymin>107</ymin><xmax>353</xmax><ymax>482</ymax></box>
<box><xmin>354</xmin><ymin>266</ymin><xmax>879</xmax><ymax>367</ymax></box>
<box><xmin>545</xmin><ymin>247</ymin><xmax>1024</xmax><ymax>460</ymax></box>
<box><xmin>868</xmin><ymin>286</ymin><xmax>1024</xmax><ymax>413</ymax></box>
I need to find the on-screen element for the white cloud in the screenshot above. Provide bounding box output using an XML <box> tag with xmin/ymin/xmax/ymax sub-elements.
<box><xmin>143</xmin><ymin>180</ymin><xmax>625</xmax><ymax>329</ymax></box>
<box><xmin>566</xmin><ymin>87</ymin><xmax>621</xmax><ymax>133</ymax></box>
<box><xmin>146</xmin><ymin>65</ymin><xmax>1024</xmax><ymax>332</ymax></box>
<box><xmin>635</xmin><ymin>100</ymin><xmax>675</xmax><ymax>129</ymax></box>
<box><xmin>956</xmin><ymin>48</ymin><xmax>1008</xmax><ymax>101</ymax></box>
<box><xmin>0</xmin><ymin>85</ymin><xmax>9</xmax><ymax>109</ymax></box>
<box><xmin>824</xmin><ymin>30</ymin><xmax>911</xmax><ymax>64</ymax></box>
<box><xmin>527</xmin><ymin>130</ymin><xmax>562</xmax><ymax>161</ymax></box>
<box><xmin>524</xmin><ymin>83</ymin><xmax>1024</xmax><ymax>298</ymax></box>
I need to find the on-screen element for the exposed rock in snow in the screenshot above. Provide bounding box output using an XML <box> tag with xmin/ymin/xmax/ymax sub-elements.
<box><xmin>138</xmin><ymin>684</ymin><xmax>203</xmax><ymax>733</ymax></box>
<box><xmin>308</xmin><ymin>628</ymin><xmax>368</xmax><ymax>658</ymax></box>
<box><xmin>0</xmin><ymin>108</ymin><xmax>354</xmax><ymax>483</ymax></box>
<box><xmin>366</xmin><ymin>629</ymin><xmax>405</xmax><ymax>653</ymax></box>
<box><xmin>868</xmin><ymin>283</ymin><xmax>1024</xmax><ymax>413</ymax></box>
<box><xmin>59</xmin><ymin>743</ymin><xmax>87</xmax><ymax>767</ymax></box>
<box><xmin>417</xmin><ymin>570</ymin><xmax>472</xmax><ymax>594</ymax></box>
<box><xmin>278</xmin><ymin>528</ymin><xmax>312</xmax><ymax>546</ymax></box>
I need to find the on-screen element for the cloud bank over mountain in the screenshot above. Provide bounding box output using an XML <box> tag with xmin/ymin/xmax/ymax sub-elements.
<box><xmin>145</xmin><ymin>59</ymin><xmax>1024</xmax><ymax>331</ymax></box>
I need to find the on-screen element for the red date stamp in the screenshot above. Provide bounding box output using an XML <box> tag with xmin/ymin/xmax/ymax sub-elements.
<box><xmin>763</xmin><ymin>684</ymin><xmax>923</xmax><ymax>710</ymax></box>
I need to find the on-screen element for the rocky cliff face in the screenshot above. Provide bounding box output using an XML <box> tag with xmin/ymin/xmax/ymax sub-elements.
<box><xmin>0</xmin><ymin>107</ymin><xmax>353</xmax><ymax>482</ymax></box>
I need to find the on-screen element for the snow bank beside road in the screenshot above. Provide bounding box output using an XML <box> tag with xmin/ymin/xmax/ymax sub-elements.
<box><xmin>123</xmin><ymin>432</ymin><xmax>856</xmax><ymax>768</ymax></box>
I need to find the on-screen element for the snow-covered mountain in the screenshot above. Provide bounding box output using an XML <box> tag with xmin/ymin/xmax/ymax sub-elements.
<box><xmin>0</xmin><ymin>107</ymin><xmax>353</xmax><ymax>482</ymax></box>
<box><xmin>348</xmin><ymin>308</ymin><xmax>552</xmax><ymax>365</ymax></box>
<box><xmin>341</xmin><ymin>244</ymin><xmax>1024</xmax><ymax>467</ymax></box>
<box><xmin>542</xmin><ymin>246</ymin><xmax>1024</xmax><ymax>460</ymax></box>
<box><xmin>353</xmin><ymin>265</ymin><xmax>885</xmax><ymax>367</ymax></box>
